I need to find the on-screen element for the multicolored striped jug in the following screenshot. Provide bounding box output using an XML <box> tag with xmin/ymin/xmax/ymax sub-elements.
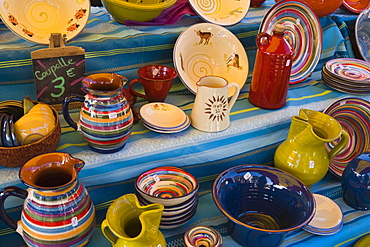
<box><xmin>62</xmin><ymin>73</ymin><xmax>134</xmax><ymax>153</ymax></box>
<box><xmin>0</xmin><ymin>152</ymin><xmax>96</xmax><ymax>247</ymax></box>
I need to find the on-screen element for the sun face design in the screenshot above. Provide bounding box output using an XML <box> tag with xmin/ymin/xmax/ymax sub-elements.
<box><xmin>204</xmin><ymin>95</ymin><xmax>228</xmax><ymax>121</ymax></box>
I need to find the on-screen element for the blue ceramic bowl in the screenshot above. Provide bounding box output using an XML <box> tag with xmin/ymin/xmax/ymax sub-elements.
<box><xmin>341</xmin><ymin>152</ymin><xmax>370</xmax><ymax>210</ymax></box>
<box><xmin>212</xmin><ymin>165</ymin><xmax>315</xmax><ymax>247</ymax></box>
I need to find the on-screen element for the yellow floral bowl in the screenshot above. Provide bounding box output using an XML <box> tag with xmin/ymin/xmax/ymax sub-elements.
<box><xmin>101</xmin><ymin>0</ymin><xmax>177</xmax><ymax>24</ymax></box>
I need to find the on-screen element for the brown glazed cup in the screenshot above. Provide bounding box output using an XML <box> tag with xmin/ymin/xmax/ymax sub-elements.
<box><xmin>129</xmin><ymin>65</ymin><xmax>178</xmax><ymax>102</ymax></box>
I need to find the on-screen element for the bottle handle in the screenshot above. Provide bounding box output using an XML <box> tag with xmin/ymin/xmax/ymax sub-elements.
<box><xmin>256</xmin><ymin>32</ymin><xmax>271</xmax><ymax>48</ymax></box>
<box><xmin>227</xmin><ymin>82</ymin><xmax>240</xmax><ymax>113</ymax></box>
<box><xmin>328</xmin><ymin>129</ymin><xmax>350</xmax><ymax>162</ymax></box>
<box><xmin>101</xmin><ymin>219</ymin><xmax>118</xmax><ymax>245</ymax></box>
<box><xmin>62</xmin><ymin>95</ymin><xmax>85</xmax><ymax>130</ymax></box>
<box><xmin>129</xmin><ymin>79</ymin><xmax>148</xmax><ymax>100</ymax></box>
<box><xmin>0</xmin><ymin>186</ymin><xmax>28</xmax><ymax>230</ymax></box>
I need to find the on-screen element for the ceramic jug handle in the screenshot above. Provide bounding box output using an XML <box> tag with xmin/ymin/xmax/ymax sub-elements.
<box><xmin>62</xmin><ymin>94</ymin><xmax>85</xmax><ymax>130</ymax></box>
<box><xmin>101</xmin><ymin>219</ymin><xmax>118</xmax><ymax>245</ymax></box>
<box><xmin>227</xmin><ymin>82</ymin><xmax>240</xmax><ymax>113</ymax></box>
<box><xmin>129</xmin><ymin>79</ymin><xmax>148</xmax><ymax>100</ymax></box>
<box><xmin>328</xmin><ymin>130</ymin><xmax>350</xmax><ymax>162</ymax></box>
<box><xmin>256</xmin><ymin>32</ymin><xmax>271</xmax><ymax>48</ymax></box>
<box><xmin>0</xmin><ymin>186</ymin><xmax>28</xmax><ymax>230</ymax></box>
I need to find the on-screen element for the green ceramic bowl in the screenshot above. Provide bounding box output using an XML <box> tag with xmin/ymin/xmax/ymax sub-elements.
<box><xmin>101</xmin><ymin>0</ymin><xmax>177</xmax><ymax>24</ymax></box>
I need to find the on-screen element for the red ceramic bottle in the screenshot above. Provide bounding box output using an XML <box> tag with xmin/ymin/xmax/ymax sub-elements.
<box><xmin>249</xmin><ymin>24</ymin><xmax>294</xmax><ymax>109</ymax></box>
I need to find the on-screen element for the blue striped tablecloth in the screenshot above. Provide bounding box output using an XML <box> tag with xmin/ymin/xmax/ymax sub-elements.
<box><xmin>0</xmin><ymin>1</ymin><xmax>369</xmax><ymax>246</ymax></box>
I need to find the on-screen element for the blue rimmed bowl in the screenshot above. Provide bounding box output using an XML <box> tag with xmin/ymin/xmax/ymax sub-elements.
<box><xmin>212</xmin><ymin>164</ymin><xmax>315</xmax><ymax>247</ymax></box>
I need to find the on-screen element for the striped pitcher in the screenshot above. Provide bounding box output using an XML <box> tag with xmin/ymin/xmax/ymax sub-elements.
<box><xmin>63</xmin><ymin>73</ymin><xmax>134</xmax><ymax>153</ymax></box>
<box><xmin>0</xmin><ymin>152</ymin><xmax>96</xmax><ymax>247</ymax></box>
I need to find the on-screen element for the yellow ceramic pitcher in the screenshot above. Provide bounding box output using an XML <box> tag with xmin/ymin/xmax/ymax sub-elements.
<box><xmin>274</xmin><ymin>109</ymin><xmax>349</xmax><ymax>186</ymax></box>
<box><xmin>101</xmin><ymin>193</ymin><xmax>166</xmax><ymax>247</ymax></box>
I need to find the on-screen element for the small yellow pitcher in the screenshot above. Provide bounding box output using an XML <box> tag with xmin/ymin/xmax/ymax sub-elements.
<box><xmin>274</xmin><ymin>109</ymin><xmax>349</xmax><ymax>186</ymax></box>
<box><xmin>101</xmin><ymin>193</ymin><xmax>166</xmax><ymax>247</ymax></box>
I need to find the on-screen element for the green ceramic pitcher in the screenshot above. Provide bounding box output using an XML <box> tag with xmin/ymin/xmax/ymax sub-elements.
<box><xmin>274</xmin><ymin>109</ymin><xmax>349</xmax><ymax>186</ymax></box>
<box><xmin>101</xmin><ymin>193</ymin><xmax>166</xmax><ymax>247</ymax></box>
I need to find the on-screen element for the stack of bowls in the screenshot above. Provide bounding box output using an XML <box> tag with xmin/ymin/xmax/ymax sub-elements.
<box><xmin>135</xmin><ymin>166</ymin><xmax>199</xmax><ymax>229</ymax></box>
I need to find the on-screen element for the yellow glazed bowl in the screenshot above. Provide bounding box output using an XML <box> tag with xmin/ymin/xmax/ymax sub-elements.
<box><xmin>14</xmin><ymin>103</ymin><xmax>56</xmax><ymax>145</ymax></box>
<box><xmin>101</xmin><ymin>0</ymin><xmax>177</xmax><ymax>23</ymax></box>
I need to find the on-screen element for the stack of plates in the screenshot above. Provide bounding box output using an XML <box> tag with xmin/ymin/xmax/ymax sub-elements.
<box><xmin>140</xmin><ymin>102</ymin><xmax>190</xmax><ymax>133</ymax></box>
<box><xmin>303</xmin><ymin>194</ymin><xmax>343</xmax><ymax>235</ymax></box>
<box><xmin>322</xmin><ymin>58</ymin><xmax>370</xmax><ymax>94</ymax></box>
<box><xmin>323</xmin><ymin>97</ymin><xmax>370</xmax><ymax>177</ymax></box>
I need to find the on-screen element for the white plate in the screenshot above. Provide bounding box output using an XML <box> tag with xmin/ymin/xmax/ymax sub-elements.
<box><xmin>140</xmin><ymin>102</ymin><xmax>187</xmax><ymax>129</ymax></box>
<box><xmin>173</xmin><ymin>23</ymin><xmax>249</xmax><ymax>97</ymax></box>
<box><xmin>142</xmin><ymin>116</ymin><xmax>190</xmax><ymax>134</ymax></box>
<box><xmin>188</xmin><ymin>0</ymin><xmax>250</xmax><ymax>26</ymax></box>
<box><xmin>0</xmin><ymin>0</ymin><xmax>90</xmax><ymax>44</ymax></box>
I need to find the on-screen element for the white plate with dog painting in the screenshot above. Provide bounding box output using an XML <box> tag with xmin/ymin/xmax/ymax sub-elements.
<box><xmin>173</xmin><ymin>23</ymin><xmax>248</xmax><ymax>97</ymax></box>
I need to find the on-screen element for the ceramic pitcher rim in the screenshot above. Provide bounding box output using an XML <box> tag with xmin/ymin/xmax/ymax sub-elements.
<box><xmin>212</xmin><ymin>164</ymin><xmax>316</xmax><ymax>233</ymax></box>
<box><xmin>105</xmin><ymin>193</ymin><xmax>164</xmax><ymax>240</ymax></box>
<box><xmin>82</xmin><ymin>73</ymin><xmax>127</xmax><ymax>92</ymax></box>
<box><xmin>295</xmin><ymin>109</ymin><xmax>343</xmax><ymax>141</ymax></box>
<box><xmin>19</xmin><ymin>152</ymin><xmax>83</xmax><ymax>191</ymax></box>
<box><xmin>196</xmin><ymin>75</ymin><xmax>228</xmax><ymax>88</ymax></box>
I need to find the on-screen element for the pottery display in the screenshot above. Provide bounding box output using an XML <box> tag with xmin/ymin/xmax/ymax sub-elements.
<box><xmin>0</xmin><ymin>152</ymin><xmax>96</xmax><ymax>246</ymax></box>
<box><xmin>62</xmin><ymin>73</ymin><xmax>134</xmax><ymax>154</ymax></box>
<box><xmin>249</xmin><ymin>24</ymin><xmax>294</xmax><ymax>109</ymax></box>
<box><xmin>101</xmin><ymin>193</ymin><xmax>166</xmax><ymax>247</ymax></box>
<box><xmin>341</xmin><ymin>152</ymin><xmax>370</xmax><ymax>210</ymax></box>
<box><xmin>212</xmin><ymin>164</ymin><xmax>315</xmax><ymax>247</ymax></box>
<box><xmin>274</xmin><ymin>109</ymin><xmax>349</xmax><ymax>186</ymax></box>
<box><xmin>190</xmin><ymin>75</ymin><xmax>240</xmax><ymax>132</ymax></box>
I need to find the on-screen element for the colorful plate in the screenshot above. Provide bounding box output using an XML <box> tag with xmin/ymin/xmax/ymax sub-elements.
<box><xmin>188</xmin><ymin>0</ymin><xmax>250</xmax><ymax>26</ymax></box>
<box><xmin>173</xmin><ymin>23</ymin><xmax>249</xmax><ymax>97</ymax></box>
<box><xmin>355</xmin><ymin>9</ymin><xmax>370</xmax><ymax>62</ymax></box>
<box><xmin>323</xmin><ymin>98</ymin><xmax>370</xmax><ymax>177</ymax></box>
<box><xmin>0</xmin><ymin>0</ymin><xmax>90</xmax><ymax>44</ymax></box>
<box><xmin>259</xmin><ymin>0</ymin><xmax>322</xmax><ymax>84</ymax></box>
<box><xmin>325</xmin><ymin>58</ymin><xmax>370</xmax><ymax>83</ymax></box>
<box><xmin>342</xmin><ymin>0</ymin><xmax>370</xmax><ymax>14</ymax></box>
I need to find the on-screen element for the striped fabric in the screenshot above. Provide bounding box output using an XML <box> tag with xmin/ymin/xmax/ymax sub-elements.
<box><xmin>0</xmin><ymin>0</ymin><xmax>369</xmax><ymax>246</ymax></box>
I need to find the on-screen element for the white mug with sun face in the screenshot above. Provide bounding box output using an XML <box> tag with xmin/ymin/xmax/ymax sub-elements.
<box><xmin>190</xmin><ymin>75</ymin><xmax>240</xmax><ymax>132</ymax></box>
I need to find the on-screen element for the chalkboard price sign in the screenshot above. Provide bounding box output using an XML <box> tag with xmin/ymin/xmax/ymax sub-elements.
<box><xmin>32</xmin><ymin>55</ymin><xmax>86</xmax><ymax>104</ymax></box>
<box><xmin>31</xmin><ymin>33</ymin><xmax>86</xmax><ymax>108</ymax></box>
